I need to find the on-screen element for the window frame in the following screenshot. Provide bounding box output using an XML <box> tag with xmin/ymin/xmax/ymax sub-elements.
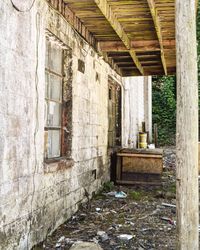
<box><xmin>44</xmin><ymin>39</ymin><xmax>64</xmax><ymax>160</ymax></box>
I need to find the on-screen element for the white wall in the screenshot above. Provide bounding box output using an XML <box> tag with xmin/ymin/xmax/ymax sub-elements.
<box><xmin>0</xmin><ymin>1</ymin><xmax>122</xmax><ymax>249</ymax></box>
<box><xmin>122</xmin><ymin>76</ymin><xmax>152</xmax><ymax>148</ymax></box>
<box><xmin>0</xmin><ymin>1</ymin><xmax>151</xmax><ymax>249</ymax></box>
<box><xmin>144</xmin><ymin>76</ymin><xmax>152</xmax><ymax>142</ymax></box>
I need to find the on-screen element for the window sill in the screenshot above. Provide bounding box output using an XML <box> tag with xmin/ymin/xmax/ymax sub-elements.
<box><xmin>44</xmin><ymin>157</ymin><xmax>74</xmax><ymax>174</ymax></box>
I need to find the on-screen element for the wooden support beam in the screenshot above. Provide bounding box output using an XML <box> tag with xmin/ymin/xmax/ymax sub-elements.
<box><xmin>98</xmin><ymin>40</ymin><xmax>175</xmax><ymax>52</ymax></box>
<box><xmin>146</xmin><ymin>0</ymin><xmax>167</xmax><ymax>75</ymax></box>
<box><xmin>176</xmin><ymin>0</ymin><xmax>199</xmax><ymax>249</ymax></box>
<box><xmin>94</xmin><ymin>0</ymin><xmax>144</xmax><ymax>75</ymax></box>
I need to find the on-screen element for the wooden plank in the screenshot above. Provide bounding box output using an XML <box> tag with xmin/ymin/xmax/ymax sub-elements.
<box><xmin>116</xmin><ymin>155</ymin><xmax>122</xmax><ymax>181</ymax></box>
<box><xmin>119</xmin><ymin>148</ymin><xmax>163</xmax><ymax>154</ymax></box>
<box><xmin>146</xmin><ymin>0</ymin><xmax>167</xmax><ymax>75</ymax></box>
<box><xmin>176</xmin><ymin>0</ymin><xmax>199</xmax><ymax>248</ymax></box>
<box><xmin>94</xmin><ymin>0</ymin><xmax>144</xmax><ymax>75</ymax></box>
<box><xmin>122</xmin><ymin>156</ymin><xmax>163</xmax><ymax>174</ymax></box>
<box><xmin>117</xmin><ymin>153</ymin><xmax>162</xmax><ymax>158</ymax></box>
<box><xmin>98</xmin><ymin>39</ymin><xmax>175</xmax><ymax>52</ymax></box>
<box><xmin>116</xmin><ymin>180</ymin><xmax>161</xmax><ymax>186</ymax></box>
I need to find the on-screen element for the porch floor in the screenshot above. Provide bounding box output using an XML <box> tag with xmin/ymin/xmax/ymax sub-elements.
<box><xmin>35</xmin><ymin>148</ymin><xmax>179</xmax><ymax>250</ymax></box>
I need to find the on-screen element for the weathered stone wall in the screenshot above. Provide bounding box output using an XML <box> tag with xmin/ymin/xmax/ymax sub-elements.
<box><xmin>122</xmin><ymin>76</ymin><xmax>152</xmax><ymax>148</ymax></box>
<box><xmin>0</xmin><ymin>1</ymin><xmax>150</xmax><ymax>249</ymax></box>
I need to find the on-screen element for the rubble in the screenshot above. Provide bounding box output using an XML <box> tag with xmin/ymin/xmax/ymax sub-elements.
<box><xmin>161</xmin><ymin>202</ymin><xmax>176</xmax><ymax>208</ymax></box>
<box><xmin>117</xmin><ymin>234</ymin><xmax>133</xmax><ymax>241</ymax></box>
<box><xmin>34</xmin><ymin>148</ymin><xmax>178</xmax><ymax>250</ymax></box>
<box><xmin>97</xmin><ymin>231</ymin><xmax>109</xmax><ymax>242</ymax></box>
<box><xmin>69</xmin><ymin>242</ymin><xmax>103</xmax><ymax>250</ymax></box>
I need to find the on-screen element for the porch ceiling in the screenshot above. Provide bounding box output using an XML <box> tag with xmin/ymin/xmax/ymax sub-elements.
<box><xmin>50</xmin><ymin>0</ymin><xmax>177</xmax><ymax>76</ymax></box>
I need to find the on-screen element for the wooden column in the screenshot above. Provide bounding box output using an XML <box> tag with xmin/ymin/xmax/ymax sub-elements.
<box><xmin>176</xmin><ymin>0</ymin><xmax>199</xmax><ymax>249</ymax></box>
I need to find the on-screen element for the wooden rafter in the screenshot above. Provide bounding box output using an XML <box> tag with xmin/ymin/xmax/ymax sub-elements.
<box><xmin>98</xmin><ymin>40</ymin><xmax>175</xmax><ymax>52</ymax></box>
<box><xmin>94</xmin><ymin>0</ymin><xmax>144</xmax><ymax>75</ymax></box>
<box><xmin>146</xmin><ymin>0</ymin><xmax>167</xmax><ymax>75</ymax></box>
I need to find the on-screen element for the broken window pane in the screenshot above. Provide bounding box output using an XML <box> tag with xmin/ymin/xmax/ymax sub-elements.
<box><xmin>46</xmin><ymin>101</ymin><xmax>61</xmax><ymax>127</ymax></box>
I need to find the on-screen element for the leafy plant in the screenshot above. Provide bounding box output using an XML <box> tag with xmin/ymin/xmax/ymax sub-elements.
<box><xmin>152</xmin><ymin>2</ymin><xmax>200</xmax><ymax>146</ymax></box>
<box><xmin>152</xmin><ymin>76</ymin><xmax>176</xmax><ymax>146</ymax></box>
<box><xmin>129</xmin><ymin>190</ymin><xmax>143</xmax><ymax>201</ymax></box>
<box><xmin>102</xmin><ymin>181</ymin><xmax>114</xmax><ymax>192</ymax></box>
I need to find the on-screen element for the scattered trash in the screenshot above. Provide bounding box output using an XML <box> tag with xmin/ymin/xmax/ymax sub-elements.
<box><xmin>35</xmin><ymin>148</ymin><xmax>177</xmax><ymax>250</ymax></box>
<box><xmin>105</xmin><ymin>191</ymin><xmax>116</xmax><ymax>197</ymax></box>
<box><xmin>97</xmin><ymin>231</ymin><xmax>109</xmax><ymax>242</ymax></box>
<box><xmin>57</xmin><ymin>236</ymin><xmax>65</xmax><ymax>243</ymax></box>
<box><xmin>110</xmin><ymin>209</ymin><xmax>117</xmax><ymax>214</ymax></box>
<box><xmin>126</xmin><ymin>221</ymin><xmax>135</xmax><ymax>226</ymax></box>
<box><xmin>117</xmin><ymin>234</ymin><xmax>133</xmax><ymax>241</ymax></box>
<box><xmin>140</xmin><ymin>228</ymin><xmax>152</xmax><ymax>232</ymax></box>
<box><xmin>148</xmin><ymin>144</ymin><xmax>155</xmax><ymax>149</ymax></box>
<box><xmin>139</xmin><ymin>208</ymin><xmax>160</xmax><ymax>220</ymax></box>
<box><xmin>115</xmin><ymin>191</ymin><xmax>127</xmax><ymax>198</ymax></box>
<box><xmin>65</xmin><ymin>238</ymin><xmax>75</xmax><ymax>244</ymax></box>
<box><xmin>105</xmin><ymin>191</ymin><xmax>127</xmax><ymax>198</ymax></box>
<box><xmin>161</xmin><ymin>217</ymin><xmax>176</xmax><ymax>225</ymax></box>
<box><xmin>161</xmin><ymin>202</ymin><xmax>176</xmax><ymax>208</ymax></box>
<box><xmin>55</xmin><ymin>242</ymin><xmax>61</xmax><ymax>248</ymax></box>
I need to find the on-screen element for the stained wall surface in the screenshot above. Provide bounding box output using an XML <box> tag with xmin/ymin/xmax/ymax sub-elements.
<box><xmin>0</xmin><ymin>1</ymin><xmax>151</xmax><ymax>249</ymax></box>
<box><xmin>122</xmin><ymin>76</ymin><xmax>152</xmax><ymax>148</ymax></box>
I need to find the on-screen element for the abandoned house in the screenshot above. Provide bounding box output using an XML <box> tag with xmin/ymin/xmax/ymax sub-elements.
<box><xmin>0</xmin><ymin>0</ymin><xmax>198</xmax><ymax>249</ymax></box>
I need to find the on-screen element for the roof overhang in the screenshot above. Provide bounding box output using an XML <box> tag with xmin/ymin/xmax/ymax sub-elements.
<box><xmin>46</xmin><ymin>0</ymin><xmax>198</xmax><ymax>76</ymax></box>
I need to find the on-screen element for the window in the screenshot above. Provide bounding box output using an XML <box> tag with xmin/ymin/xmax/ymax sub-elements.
<box><xmin>108</xmin><ymin>78</ymin><xmax>122</xmax><ymax>147</ymax></box>
<box><xmin>44</xmin><ymin>39</ymin><xmax>63</xmax><ymax>159</ymax></box>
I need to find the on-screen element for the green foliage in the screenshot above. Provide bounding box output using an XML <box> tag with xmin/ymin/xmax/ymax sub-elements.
<box><xmin>152</xmin><ymin>4</ymin><xmax>200</xmax><ymax>146</ymax></box>
<box><xmin>152</xmin><ymin>76</ymin><xmax>176</xmax><ymax>146</ymax></box>
<box><xmin>102</xmin><ymin>181</ymin><xmax>114</xmax><ymax>192</ymax></box>
<box><xmin>129</xmin><ymin>190</ymin><xmax>143</xmax><ymax>201</ymax></box>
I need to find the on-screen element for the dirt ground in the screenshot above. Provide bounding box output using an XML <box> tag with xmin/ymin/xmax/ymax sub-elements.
<box><xmin>34</xmin><ymin>148</ymin><xmax>177</xmax><ymax>250</ymax></box>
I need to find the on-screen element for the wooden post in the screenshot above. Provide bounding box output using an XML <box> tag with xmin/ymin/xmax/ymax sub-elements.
<box><xmin>176</xmin><ymin>0</ymin><xmax>199</xmax><ymax>249</ymax></box>
<box><xmin>142</xmin><ymin>122</ymin><xmax>146</xmax><ymax>132</ymax></box>
<box><xmin>154</xmin><ymin>123</ymin><xmax>158</xmax><ymax>148</ymax></box>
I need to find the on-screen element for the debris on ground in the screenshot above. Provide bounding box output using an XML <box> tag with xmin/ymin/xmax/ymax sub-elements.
<box><xmin>161</xmin><ymin>202</ymin><xmax>176</xmax><ymax>208</ymax></box>
<box><xmin>34</xmin><ymin>148</ymin><xmax>177</xmax><ymax>250</ymax></box>
<box><xmin>117</xmin><ymin>234</ymin><xmax>133</xmax><ymax>241</ymax></box>
<box><xmin>114</xmin><ymin>191</ymin><xmax>127</xmax><ymax>198</ymax></box>
<box><xmin>69</xmin><ymin>242</ymin><xmax>103</xmax><ymax>250</ymax></box>
<box><xmin>97</xmin><ymin>231</ymin><xmax>109</xmax><ymax>242</ymax></box>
